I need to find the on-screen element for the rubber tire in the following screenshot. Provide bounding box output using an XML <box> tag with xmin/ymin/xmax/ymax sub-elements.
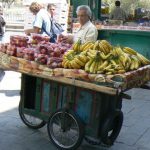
<box><xmin>19</xmin><ymin>101</ymin><xmax>46</xmax><ymax>129</ymax></box>
<box><xmin>101</xmin><ymin>110</ymin><xmax>123</xmax><ymax>146</ymax></box>
<box><xmin>47</xmin><ymin>109</ymin><xmax>85</xmax><ymax>150</ymax></box>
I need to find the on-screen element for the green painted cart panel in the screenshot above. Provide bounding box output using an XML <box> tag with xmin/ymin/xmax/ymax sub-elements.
<box><xmin>21</xmin><ymin>74</ymin><xmax>122</xmax><ymax>138</ymax></box>
<box><xmin>99</xmin><ymin>30</ymin><xmax>150</xmax><ymax>59</ymax></box>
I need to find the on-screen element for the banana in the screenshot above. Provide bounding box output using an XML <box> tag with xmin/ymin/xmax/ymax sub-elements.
<box><xmin>82</xmin><ymin>43</ymin><xmax>94</xmax><ymax>51</ymax></box>
<box><xmin>80</xmin><ymin>42</ymin><xmax>93</xmax><ymax>51</ymax></box>
<box><xmin>72</xmin><ymin>39</ymin><xmax>82</xmax><ymax>51</ymax></box>
<box><xmin>93</xmin><ymin>61</ymin><xmax>99</xmax><ymax>74</ymax></box>
<box><xmin>100</xmin><ymin>40</ymin><xmax>112</xmax><ymax>51</ymax></box>
<box><xmin>137</xmin><ymin>53</ymin><xmax>150</xmax><ymax>65</ymax></box>
<box><xmin>130</xmin><ymin>57</ymin><xmax>136</xmax><ymax>70</ymax></box>
<box><xmin>63</xmin><ymin>60</ymin><xmax>70</xmax><ymax>68</ymax></box>
<box><xmin>87</xmin><ymin>52</ymin><xmax>95</xmax><ymax>59</ymax></box>
<box><xmin>74</xmin><ymin>57</ymin><xmax>85</xmax><ymax>67</ymax></box>
<box><xmin>123</xmin><ymin>47</ymin><xmax>137</xmax><ymax>56</ymax></box>
<box><xmin>93</xmin><ymin>40</ymin><xmax>100</xmax><ymax>50</ymax></box>
<box><xmin>117</xmin><ymin>69</ymin><xmax>126</xmax><ymax>74</ymax></box>
<box><xmin>100</xmin><ymin>42</ymin><xmax>110</xmax><ymax>54</ymax></box>
<box><xmin>78</xmin><ymin>53</ymin><xmax>88</xmax><ymax>63</ymax></box>
<box><xmin>106</xmin><ymin>72</ymin><xmax>113</xmax><ymax>75</ymax></box>
<box><xmin>97</xmin><ymin>70</ymin><xmax>104</xmax><ymax>74</ymax></box>
<box><xmin>70</xmin><ymin>60</ymin><xmax>81</xmax><ymax>69</ymax></box>
<box><xmin>116</xmin><ymin>47</ymin><xmax>123</xmax><ymax>56</ymax></box>
<box><xmin>104</xmin><ymin>64</ymin><xmax>112</xmax><ymax>71</ymax></box>
<box><xmin>99</xmin><ymin>43</ymin><xmax>108</xmax><ymax>54</ymax></box>
<box><xmin>89</xmin><ymin>60</ymin><xmax>96</xmax><ymax>73</ymax></box>
<box><xmin>100</xmin><ymin>52</ymin><xmax>112</xmax><ymax>60</ymax></box>
<box><xmin>85</xmin><ymin>59</ymin><xmax>94</xmax><ymax>72</ymax></box>
<box><xmin>110</xmin><ymin>59</ymin><xmax>117</xmax><ymax>67</ymax></box>
<box><xmin>132</xmin><ymin>56</ymin><xmax>140</xmax><ymax>69</ymax></box>
<box><xmin>98</xmin><ymin>61</ymin><xmax>109</xmax><ymax>70</ymax></box>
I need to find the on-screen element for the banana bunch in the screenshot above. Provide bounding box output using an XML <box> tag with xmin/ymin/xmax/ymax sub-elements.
<box><xmin>63</xmin><ymin>39</ymin><xmax>150</xmax><ymax>75</ymax></box>
<box><xmin>62</xmin><ymin>50</ymin><xmax>89</xmax><ymax>69</ymax></box>
<box><xmin>80</xmin><ymin>42</ymin><xmax>94</xmax><ymax>51</ymax></box>
<box><xmin>92</xmin><ymin>40</ymin><xmax>113</xmax><ymax>54</ymax></box>
<box><xmin>72</xmin><ymin>39</ymin><xmax>82</xmax><ymax>51</ymax></box>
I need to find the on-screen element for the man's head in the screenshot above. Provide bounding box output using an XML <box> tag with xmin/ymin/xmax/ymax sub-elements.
<box><xmin>47</xmin><ymin>3</ymin><xmax>56</xmax><ymax>17</ymax></box>
<box><xmin>29</xmin><ymin>2</ymin><xmax>42</xmax><ymax>15</ymax></box>
<box><xmin>76</xmin><ymin>5</ymin><xmax>92</xmax><ymax>26</ymax></box>
<box><xmin>115</xmin><ymin>1</ymin><xmax>121</xmax><ymax>7</ymax></box>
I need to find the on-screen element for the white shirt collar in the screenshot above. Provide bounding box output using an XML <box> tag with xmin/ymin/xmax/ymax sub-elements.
<box><xmin>80</xmin><ymin>20</ymin><xmax>91</xmax><ymax>30</ymax></box>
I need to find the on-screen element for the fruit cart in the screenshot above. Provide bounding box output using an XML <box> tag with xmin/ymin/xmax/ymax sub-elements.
<box><xmin>0</xmin><ymin>46</ymin><xmax>150</xmax><ymax>150</ymax></box>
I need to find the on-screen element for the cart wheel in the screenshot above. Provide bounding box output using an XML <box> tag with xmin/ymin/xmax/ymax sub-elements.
<box><xmin>47</xmin><ymin>109</ymin><xmax>84</xmax><ymax>150</ymax></box>
<box><xmin>101</xmin><ymin>110</ymin><xmax>123</xmax><ymax>146</ymax></box>
<box><xmin>19</xmin><ymin>101</ymin><xmax>46</xmax><ymax>129</ymax></box>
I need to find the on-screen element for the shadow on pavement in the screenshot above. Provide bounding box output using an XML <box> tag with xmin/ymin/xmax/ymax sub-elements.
<box><xmin>0</xmin><ymin>90</ymin><xmax>20</xmax><ymax>97</ymax></box>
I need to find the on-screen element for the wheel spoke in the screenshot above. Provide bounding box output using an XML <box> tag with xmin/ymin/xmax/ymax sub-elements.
<box><xmin>48</xmin><ymin>111</ymin><xmax>82</xmax><ymax>149</ymax></box>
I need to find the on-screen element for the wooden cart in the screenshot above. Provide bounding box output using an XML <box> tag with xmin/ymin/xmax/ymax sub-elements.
<box><xmin>19</xmin><ymin>74</ymin><xmax>124</xmax><ymax>150</ymax></box>
<box><xmin>0</xmin><ymin>52</ymin><xmax>150</xmax><ymax>150</ymax></box>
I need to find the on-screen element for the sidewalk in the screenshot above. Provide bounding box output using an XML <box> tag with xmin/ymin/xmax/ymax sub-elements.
<box><xmin>0</xmin><ymin>71</ymin><xmax>150</xmax><ymax>150</ymax></box>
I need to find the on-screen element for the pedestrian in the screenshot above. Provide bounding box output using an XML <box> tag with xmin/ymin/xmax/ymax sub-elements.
<box><xmin>0</xmin><ymin>14</ymin><xmax>5</xmax><ymax>41</ymax></box>
<box><xmin>0</xmin><ymin>14</ymin><xmax>6</xmax><ymax>81</ymax></box>
<box><xmin>25</xmin><ymin>2</ymin><xmax>63</xmax><ymax>43</ymax></box>
<box><xmin>47</xmin><ymin>3</ymin><xmax>64</xmax><ymax>42</ymax></box>
<box><xmin>58</xmin><ymin>5</ymin><xmax>98</xmax><ymax>44</ymax></box>
<box><xmin>109</xmin><ymin>1</ymin><xmax>127</xmax><ymax>22</ymax></box>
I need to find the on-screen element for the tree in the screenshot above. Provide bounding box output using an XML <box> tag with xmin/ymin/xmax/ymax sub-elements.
<box><xmin>1</xmin><ymin>0</ymin><xmax>16</xmax><ymax>8</ymax></box>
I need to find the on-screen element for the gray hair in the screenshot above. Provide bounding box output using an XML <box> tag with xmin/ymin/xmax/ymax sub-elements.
<box><xmin>76</xmin><ymin>5</ymin><xmax>92</xmax><ymax>18</ymax></box>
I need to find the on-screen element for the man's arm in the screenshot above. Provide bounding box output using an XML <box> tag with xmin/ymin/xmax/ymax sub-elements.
<box><xmin>25</xmin><ymin>27</ymin><xmax>41</xmax><ymax>35</ymax></box>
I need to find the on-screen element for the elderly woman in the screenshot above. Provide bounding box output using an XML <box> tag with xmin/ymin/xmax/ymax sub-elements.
<box><xmin>59</xmin><ymin>5</ymin><xmax>98</xmax><ymax>44</ymax></box>
<box><xmin>25</xmin><ymin>2</ymin><xmax>51</xmax><ymax>36</ymax></box>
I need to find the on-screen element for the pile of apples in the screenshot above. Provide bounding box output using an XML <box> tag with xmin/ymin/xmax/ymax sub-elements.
<box><xmin>0</xmin><ymin>34</ymin><xmax>72</xmax><ymax>68</ymax></box>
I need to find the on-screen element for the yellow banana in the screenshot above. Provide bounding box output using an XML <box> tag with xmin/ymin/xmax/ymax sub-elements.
<box><xmin>104</xmin><ymin>64</ymin><xmax>112</xmax><ymax>71</ymax></box>
<box><xmin>123</xmin><ymin>47</ymin><xmax>137</xmax><ymax>56</ymax></box>
<box><xmin>100</xmin><ymin>42</ymin><xmax>110</xmax><ymax>54</ymax></box>
<box><xmin>87</xmin><ymin>52</ymin><xmax>95</xmax><ymax>59</ymax></box>
<box><xmin>83</xmin><ymin>43</ymin><xmax>94</xmax><ymax>51</ymax></box>
<box><xmin>74</xmin><ymin>57</ymin><xmax>85</xmax><ymax>67</ymax></box>
<box><xmin>63</xmin><ymin>60</ymin><xmax>70</xmax><ymax>68</ymax></box>
<box><xmin>93</xmin><ymin>40</ymin><xmax>100</xmax><ymax>50</ymax></box>
<box><xmin>98</xmin><ymin>61</ymin><xmax>109</xmax><ymax>70</ymax></box>
<box><xmin>117</xmin><ymin>69</ymin><xmax>126</xmax><ymax>74</ymax></box>
<box><xmin>89</xmin><ymin>60</ymin><xmax>96</xmax><ymax>73</ymax></box>
<box><xmin>85</xmin><ymin>59</ymin><xmax>94</xmax><ymax>72</ymax></box>
<box><xmin>106</xmin><ymin>72</ymin><xmax>113</xmax><ymax>75</ymax></box>
<box><xmin>137</xmin><ymin>53</ymin><xmax>150</xmax><ymax>65</ymax></box>
<box><xmin>100</xmin><ymin>40</ymin><xmax>112</xmax><ymax>51</ymax></box>
<box><xmin>100</xmin><ymin>52</ymin><xmax>112</xmax><ymax>60</ymax></box>
<box><xmin>72</xmin><ymin>39</ymin><xmax>81</xmax><ymax>51</ymax></box>
<box><xmin>93</xmin><ymin>61</ymin><xmax>99</xmax><ymax>74</ymax></box>
<box><xmin>78</xmin><ymin>53</ymin><xmax>88</xmax><ymax>63</ymax></box>
<box><xmin>70</xmin><ymin>60</ymin><xmax>81</xmax><ymax>69</ymax></box>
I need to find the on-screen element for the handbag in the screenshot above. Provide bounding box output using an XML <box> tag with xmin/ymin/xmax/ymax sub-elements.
<box><xmin>49</xmin><ymin>19</ymin><xmax>64</xmax><ymax>43</ymax></box>
<box><xmin>42</xmin><ymin>17</ymin><xmax>64</xmax><ymax>43</ymax></box>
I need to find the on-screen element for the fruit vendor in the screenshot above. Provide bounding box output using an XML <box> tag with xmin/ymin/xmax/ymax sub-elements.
<box><xmin>109</xmin><ymin>1</ymin><xmax>127</xmax><ymax>21</ymax></box>
<box><xmin>25</xmin><ymin>2</ymin><xmax>51</xmax><ymax>36</ymax></box>
<box><xmin>58</xmin><ymin>5</ymin><xmax>98</xmax><ymax>44</ymax></box>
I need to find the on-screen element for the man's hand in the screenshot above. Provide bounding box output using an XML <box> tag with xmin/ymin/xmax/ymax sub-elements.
<box><xmin>24</xmin><ymin>29</ymin><xmax>31</xmax><ymax>36</ymax></box>
<box><xmin>57</xmin><ymin>34</ymin><xmax>73</xmax><ymax>44</ymax></box>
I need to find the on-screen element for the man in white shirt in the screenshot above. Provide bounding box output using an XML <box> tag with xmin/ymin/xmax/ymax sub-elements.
<box><xmin>25</xmin><ymin>2</ymin><xmax>51</xmax><ymax>36</ymax></box>
<box><xmin>110</xmin><ymin>1</ymin><xmax>127</xmax><ymax>21</ymax></box>
<box><xmin>59</xmin><ymin>5</ymin><xmax>98</xmax><ymax>44</ymax></box>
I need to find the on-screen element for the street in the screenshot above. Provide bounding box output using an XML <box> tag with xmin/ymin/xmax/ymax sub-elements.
<box><xmin>0</xmin><ymin>71</ymin><xmax>150</xmax><ymax>150</ymax></box>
